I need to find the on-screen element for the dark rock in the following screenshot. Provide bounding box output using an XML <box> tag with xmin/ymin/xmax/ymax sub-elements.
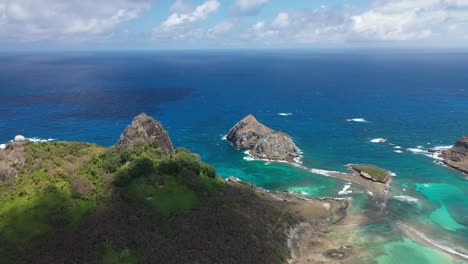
<box><xmin>226</xmin><ymin>115</ymin><xmax>273</xmax><ymax>150</ymax></box>
<box><xmin>251</xmin><ymin>132</ymin><xmax>299</xmax><ymax>162</ymax></box>
<box><xmin>441</xmin><ymin>136</ymin><xmax>468</xmax><ymax>162</ymax></box>
<box><xmin>440</xmin><ymin>136</ymin><xmax>468</xmax><ymax>175</ymax></box>
<box><xmin>323</xmin><ymin>245</ymin><xmax>353</xmax><ymax>260</ymax></box>
<box><xmin>117</xmin><ymin>113</ymin><xmax>175</xmax><ymax>155</ymax></box>
<box><xmin>226</xmin><ymin>115</ymin><xmax>300</xmax><ymax>163</ymax></box>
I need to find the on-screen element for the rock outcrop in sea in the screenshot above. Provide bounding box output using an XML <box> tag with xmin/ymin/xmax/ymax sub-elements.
<box><xmin>441</xmin><ymin>136</ymin><xmax>468</xmax><ymax>174</ymax></box>
<box><xmin>117</xmin><ymin>113</ymin><xmax>175</xmax><ymax>155</ymax></box>
<box><xmin>226</xmin><ymin>114</ymin><xmax>300</xmax><ymax>162</ymax></box>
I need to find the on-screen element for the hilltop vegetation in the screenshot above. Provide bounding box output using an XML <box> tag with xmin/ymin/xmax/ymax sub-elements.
<box><xmin>0</xmin><ymin>114</ymin><xmax>300</xmax><ymax>264</ymax></box>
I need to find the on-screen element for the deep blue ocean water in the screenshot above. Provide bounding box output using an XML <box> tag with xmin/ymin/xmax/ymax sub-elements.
<box><xmin>0</xmin><ymin>51</ymin><xmax>467</xmax><ymax>263</ymax></box>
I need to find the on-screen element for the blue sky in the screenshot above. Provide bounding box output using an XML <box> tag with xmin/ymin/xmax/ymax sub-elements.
<box><xmin>0</xmin><ymin>0</ymin><xmax>467</xmax><ymax>50</ymax></box>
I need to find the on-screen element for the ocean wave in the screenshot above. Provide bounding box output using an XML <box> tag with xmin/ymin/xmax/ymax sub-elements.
<box><xmin>278</xmin><ymin>113</ymin><xmax>293</xmax><ymax>116</ymax></box>
<box><xmin>338</xmin><ymin>183</ymin><xmax>352</xmax><ymax>195</ymax></box>
<box><xmin>9</xmin><ymin>137</ymin><xmax>55</xmax><ymax>143</ymax></box>
<box><xmin>309</xmin><ymin>168</ymin><xmax>341</xmax><ymax>177</ymax></box>
<box><xmin>394</xmin><ymin>146</ymin><xmax>402</xmax><ymax>149</ymax></box>
<box><xmin>397</xmin><ymin>223</ymin><xmax>468</xmax><ymax>260</ymax></box>
<box><xmin>370</xmin><ymin>138</ymin><xmax>386</xmax><ymax>143</ymax></box>
<box><xmin>346</xmin><ymin>118</ymin><xmax>368</xmax><ymax>122</ymax></box>
<box><xmin>243</xmin><ymin>151</ymin><xmax>256</xmax><ymax>161</ymax></box>
<box><xmin>394</xmin><ymin>150</ymin><xmax>403</xmax><ymax>153</ymax></box>
<box><xmin>393</xmin><ymin>195</ymin><xmax>418</xmax><ymax>203</ymax></box>
<box><xmin>221</xmin><ymin>134</ymin><xmax>227</xmax><ymax>140</ymax></box>
<box><xmin>26</xmin><ymin>137</ymin><xmax>55</xmax><ymax>143</ymax></box>
<box><xmin>406</xmin><ymin>145</ymin><xmax>453</xmax><ymax>161</ymax></box>
<box><xmin>406</xmin><ymin>147</ymin><xmax>425</xmax><ymax>153</ymax></box>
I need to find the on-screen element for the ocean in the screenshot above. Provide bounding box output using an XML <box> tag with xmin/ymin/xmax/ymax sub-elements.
<box><xmin>1</xmin><ymin>51</ymin><xmax>467</xmax><ymax>263</ymax></box>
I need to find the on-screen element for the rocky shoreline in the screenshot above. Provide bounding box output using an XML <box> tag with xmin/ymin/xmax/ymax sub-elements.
<box><xmin>430</xmin><ymin>136</ymin><xmax>468</xmax><ymax>176</ymax></box>
<box><xmin>226</xmin><ymin>177</ymin><xmax>353</xmax><ymax>263</ymax></box>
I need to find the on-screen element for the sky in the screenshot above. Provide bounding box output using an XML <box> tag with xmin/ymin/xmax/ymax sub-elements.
<box><xmin>0</xmin><ymin>0</ymin><xmax>468</xmax><ymax>50</ymax></box>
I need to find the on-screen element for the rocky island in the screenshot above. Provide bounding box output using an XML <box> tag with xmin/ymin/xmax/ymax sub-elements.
<box><xmin>0</xmin><ymin>113</ymin><xmax>352</xmax><ymax>264</ymax></box>
<box><xmin>226</xmin><ymin>114</ymin><xmax>300</xmax><ymax>163</ymax></box>
<box><xmin>440</xmin><ymin>136</ymin><xmax>468</xmax><ymax>175</ymax></box>
<box><xmin>347</xmin><ymin>164</ymin><xmax>392</xmax><ymax>183</ymax></box>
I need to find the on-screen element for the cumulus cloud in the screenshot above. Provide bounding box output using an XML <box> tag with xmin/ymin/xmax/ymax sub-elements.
<box><xmin>161</xmin><ymin>0</ymin><xmax>219</xmax><ymax>29</ymax></box>
<box><xmin>232</xmin><ymin>0</ymin><xmax>268</xmax><ymax>15</ymax></box>
<box><xmin>241</xmin><ymin>0</ymin><xmax>468</xmax><ymax>45</ymax></box>
<box><xmin>0</xmin><ymin>0</ymin><xmax>150</xmax><ymax>41</ymax></box>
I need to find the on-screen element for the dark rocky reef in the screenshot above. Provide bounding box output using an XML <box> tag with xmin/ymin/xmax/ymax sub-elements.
<box><xmin>117</xmin><ymin>113</ymin><xmax>175</xmax><ymax>155</ymax></box>
<box><xmin>227</xmin><ymin>115</ymin><xmax>300</xmax><ymax>163</ymax></box>
<box><xmin>441</xmin><ymin>136</ymin><xmax>468</xmax><ymax>174</ymax></box>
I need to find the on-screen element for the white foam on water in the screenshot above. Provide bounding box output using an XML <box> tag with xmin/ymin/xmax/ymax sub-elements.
<box><xmin>26</xmin><ymin>137</ymin><xmax>55</xmax><ymax>143</ymax></box>
<box><xmin>338</xmin><ymin>183</ymin><xmax>352</xmax><ymax>195</ymax></box>
<box><xmin>346</xmin><ymin>118</ymin><xmax>368</xmax><ymax>122</ymax></box>
<box><xmin>310</xmin><ymin>168</ymin><xmax>341</xmax><ymax>177</ymax></box>
<box><xmin>243</xmin><ymin>151</ymin><xmax>255</xmax><ymax>161</ymax></box>
<box><xmin>407</xmin><ymin>148</ymin><xmax>425</xmax><ymax>153</ymax></box>
<box><xmin>394</xmin><ymin>150</ymin><xmax>403</xmax><ymax>153</ymax></box>
<box><xmin>0</xmin><ymin>144</ymin><xmax>6</xmax><ymax>150</ymax></box>
<box><xmin>278</xmin><ymin>113</ymin><xmax>293</xmax><ymax>116</ymax></box>
<box><xmin>398</xmin><ymin>223</ymin><xmax>468</xmax><ymax>260</ymax></box>
<box><xmin>394</xmin><ymin>146</ymin><xmax>402</xmax><ymax>149</ymax></box>
<box><xmin>371</xmin><ymin>138</ymin><xmax>386</xmax><ymax>143</ymax></box>
<box><xmin>425</xmin><ymin>145</ymin><xmax>453</xmax><ymax>160</ymax></box>
<box><xmin>393</xmin><ymin>195</ymin><xmax>419</xmax><ymax>203</ymax></box>
<box><xmin>221</xmin><ymin>134</ymin><xmax>227</xmax><ymax>140</ymax></box>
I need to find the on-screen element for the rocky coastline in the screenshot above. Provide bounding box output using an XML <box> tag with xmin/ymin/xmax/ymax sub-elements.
<box><xmin>438</xmin><ymin>136</ymin><xmax>468</xmax><ymax>175</ymax></box>
<box><xmin>226</xmin><ymin>177</ymin><xmax>353</xmax><ymax>263</ymax></box>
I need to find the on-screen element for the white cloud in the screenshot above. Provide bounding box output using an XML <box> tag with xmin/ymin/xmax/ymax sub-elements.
<box><xmin>0</xmin><ymin>0</ymin><xmax>150</xmax><ymax>41</ymax></box>
<box><xmin>232</xmin><ymin>0</ymin><xmax>268</xmax><ymax>15</ymax></box>
<box><xmin>272</xmin><ymin>12</ymin><xmax>289</xmax><ymax>28</ymax></box>
<box><xmin>209</xmin><ymin>20</ymin><xmax>235</xmax><ymax>35</ymax></box>
<box><xmin>170</xmin><ymin>0</ymin><xmax>194</xmax><ymax>13</ymax></box>
<box><xmin>240</xmin><ymin>0</ymin><xmax>468</xmax><ymax>46</ymax></box>
<box><xmin>350</xmin><ymin>0</ymin><xmax>445</xmax><ymax>41</ymax></box>
<box><xmin>161</xmin><ymin>0</ymin><xmax>219</xmax><ymax>29</ymax></box>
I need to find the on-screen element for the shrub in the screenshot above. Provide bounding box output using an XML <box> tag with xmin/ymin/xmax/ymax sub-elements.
<box><xmin>200</xmin><ymin>162</ymin><xmax>216</xmax><ymax>178</ymax></box>
<box><xmin>113</xmin><ymin>158</ymin><xmax>156</xmax><ymax>187</ymax></box>
<box><xmin>158</xmin><ymin>159</ymin><xmax>181</xmax><ymax>175</ymax></box>
<box><xmin>100</xmin><ymin>147</ymin><xmax>123</xmax><ymax>173</ymax></box>
<box><xmin>70</xmin><ymin>176</ymin><xmax>93</xmax><ymax>198</ymax></box>
<box><xmin>174</xmin><ymin>151</ymin><xmax>201</xmax><ymax>175</ymax></box>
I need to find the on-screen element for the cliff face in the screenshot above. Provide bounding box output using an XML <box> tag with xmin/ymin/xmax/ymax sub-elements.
<box><xmin>226</xmin><ymin>115</ymin><xmax>273</xmax><ymax>150</ymax></box>
<box><xmin>442</xmin><ymin>136</ymin><xmax>468</xmax><ymax>162</ymax></box>
<box><xmin>227</xmin><ymin>115</ymin><xmax>300</xmax><ymax>163</ymax></box>
<box><xmin>117</xmin><ymin>113</ymin><xmax>175</xmax><ymax>155</ymax></box>
<box><xmin>441</xmin><ymin>136</ymin><xmax>468</xmax><ymax>174</ymax></box>
<box><xmin>252</xmin><ymin>132</ymin><xmax>299</xmax><ymax>161</ymax></box>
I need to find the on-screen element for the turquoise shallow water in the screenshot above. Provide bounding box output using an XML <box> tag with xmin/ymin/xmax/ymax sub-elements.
<box><xmin>1</xmin><ymin>51</ymin><xmax>467</xmax><ymax>263</ymax></box>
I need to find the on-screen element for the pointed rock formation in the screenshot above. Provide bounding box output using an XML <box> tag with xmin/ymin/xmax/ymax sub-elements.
<box><xmin>117</xmin><ymin>113</ymin><xmax>175</xmax><ymax>155</ymax></box>
<box><xmin>226</xmin><ymin>115</ymin><xmax>273</xmax><ymax>150</ymax></box>
<box><xmin>226</xmin><ymin>115</ymin><xmax>300</xmax><ymax>163</ymax></box>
